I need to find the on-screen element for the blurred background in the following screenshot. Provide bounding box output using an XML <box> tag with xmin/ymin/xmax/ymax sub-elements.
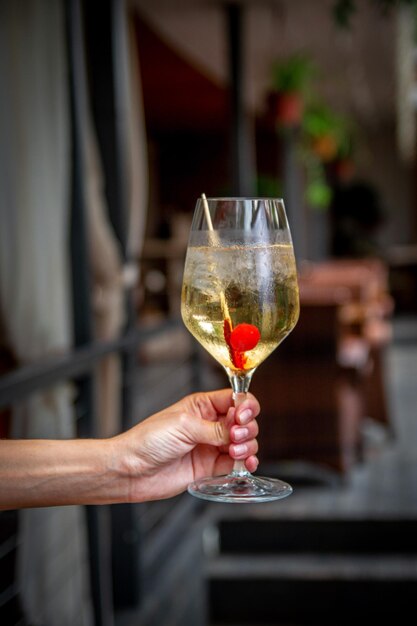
<box><xmin>1</xmin><ymin>0</ymin><xmax>417</xmax><ymax>625</ymax></box>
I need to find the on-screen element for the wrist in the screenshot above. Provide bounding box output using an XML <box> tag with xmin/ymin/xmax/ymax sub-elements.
<box><xmin>57</xmin><ymin>438</ymin><xmax>130</xmax><ymax>507</ymax></box>
<box><xmin>109</xmin><ymin>432</ymin><xmax>146</xmax><ymax>504</ymax></box>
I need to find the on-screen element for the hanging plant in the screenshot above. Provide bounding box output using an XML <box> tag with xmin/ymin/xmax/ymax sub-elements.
<box><xmin>302</xmin><ymin>102</ymin><xmax>351</xmax><ymax>162</ymax></box>
<box><xmin>298</xmin><ymin>102</ymin><xmax>353</xmax><ymax>209</ymax></box>
<box><xmin>265</xmin><ymin>55</ymin><xmax>357</xmax><ymax>209</ymax></box>
<box><xmin>301</xmin><ymin>148</ymin><xmax>333</xmax><ymax>211</ymax></box>
<box><xmin>269</xmin><ymin>55</ymin><xmax>316</xmax><ymax>127</ymax></box>
<box><xmin>332</xmin><ymin>0</ymin><xmax>417</xmax><ymax>29</ymax></box>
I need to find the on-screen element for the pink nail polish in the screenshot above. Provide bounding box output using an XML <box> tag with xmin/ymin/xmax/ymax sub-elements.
<box><xmin>234</xmin><ymin>427</ymin><xmax>249</xmax><ymax>441</ymax></box>
<box><xmin>238</xmin><ymin>409</ymin><xmax>252</xmax><ymax>424</ymax></box>
<box><xmin>233</xmin><ymin>443</ymin><xmax>248</xmax><ymax>456</ymax></box>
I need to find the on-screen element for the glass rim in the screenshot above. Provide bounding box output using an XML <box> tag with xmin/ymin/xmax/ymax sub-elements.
<box><xmin>199</xmin><ymin>197</ymin><xmax>284</xmax><ymax>202</ymax></box>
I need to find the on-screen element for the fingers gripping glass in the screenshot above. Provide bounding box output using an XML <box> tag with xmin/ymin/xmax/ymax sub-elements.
<box><xmin>181</xmin><ymin>197</ymin><xmax>300</xmax><ymax>502</ymax></box>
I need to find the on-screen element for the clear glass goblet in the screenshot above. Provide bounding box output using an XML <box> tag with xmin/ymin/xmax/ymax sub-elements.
<box><xmin>181</xmin><ymin>197</ymin><xmax>300</xmax><ymax>502</ymax></box>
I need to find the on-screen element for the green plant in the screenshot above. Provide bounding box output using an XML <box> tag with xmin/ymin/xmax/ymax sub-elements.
<box><xmin>256</xmin><ymin>175</ymin><xmax>283</xmax><ymax>198</ymax></box>
<box><xmin>302</xmin><ymin>102</ymin><xmax>354</xmax><ymax>161</ymax></box>
<box><xmin>267</xmin><ymin>55</ymin><xmax>356</xmax><ymax>210</ymax></box>
<box><xmin>300</xmin><ymin>149</ymin><xmax>333</xmax><ymax>211</ymax></box>
<box><xmin>270</xmin><ymin>55</ymin><xmax>316</xmax><ymax>95</ymax></box>
<box><xmin>303</xmin><ymin>102</ymin><xmax>348</xmax><ymax>143</ymax></box>
<box><xmin>332</xmin><ymin>0</ymin><xmax>417</xmax><ymax>28</ymax></box>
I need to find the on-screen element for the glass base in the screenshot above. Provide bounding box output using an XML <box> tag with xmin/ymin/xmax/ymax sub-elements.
<box><xmin>187</xmin><ymin>472</ymin><xmax>293</xmax><ymax>503</ymax></box>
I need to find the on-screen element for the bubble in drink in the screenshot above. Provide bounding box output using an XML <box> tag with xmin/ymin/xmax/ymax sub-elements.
<box><xmin>181</xmin><ymin>243</ymin><xmax>299</xmax><ymax>374</ymax></box>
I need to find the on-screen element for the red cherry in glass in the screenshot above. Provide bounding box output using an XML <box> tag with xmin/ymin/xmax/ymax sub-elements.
<box><xmin>229</xmin><ymin>323</ymin><xmax>260</xmax><ymax>352</ymax></box>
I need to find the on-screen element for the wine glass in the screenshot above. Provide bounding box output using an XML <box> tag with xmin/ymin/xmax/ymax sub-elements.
<box><xmin>181</xmin><ymin>197</ymin><xmax>300</xmax><ymax>502</ymax></box>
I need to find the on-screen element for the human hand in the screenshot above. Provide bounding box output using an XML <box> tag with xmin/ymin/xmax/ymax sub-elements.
<box><xmin>114</xmin><ymin>389</ymin><xmax>260</xmax><ymax>502</ymax></box>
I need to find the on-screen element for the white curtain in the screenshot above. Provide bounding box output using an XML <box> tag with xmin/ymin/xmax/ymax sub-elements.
<box><xmin>126</xmin><ymin>11</ymin><xmax>148</xmax><ymax>264</ymax></box>
<box><xmin>84</xmin><ymin>114</ymin><xmax>125</xmax><ymax>438</ymax></box>
<box><xmin>0</xmin><ymin>1</ymin><xmax>93</xmax><ymax>625</ymax></box>
<box><xmin>84</xmin><ymin>7</ymin><xmax>149</xmax><ymax>438</ymax></box>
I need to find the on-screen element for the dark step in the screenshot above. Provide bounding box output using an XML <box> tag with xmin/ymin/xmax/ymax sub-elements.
<box><xmin>208</xmin><ymin>553</ymin><xmax>417</xmax><ymax>580</ymax></box>
<box><xmin>208</xmin><ymin>554</ymin><xmax>417</xmax><ymax>624</ymax></box>
<box><xmin>209</xmin><ymin>576</ymin><xmax>416</xmax><ymax>624</ymax></box>
<box><xmin>217</xmin><ymin>518</ymin><xmax>417</xmax><ymax>554</ymax></box>
<box><xmin>208</xmin><ymin>518</ymin><xmax>417</xmax><ymax>624</ymax></box>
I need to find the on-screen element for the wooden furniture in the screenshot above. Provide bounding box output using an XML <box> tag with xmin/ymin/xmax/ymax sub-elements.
<box><xmin>253</xmin><ymin>257</ymin><xmax>394</xmax><ymax>475</ymax></box>
<box><xmin>253</xmin><ymin>290</ymin><xmax>369</xmax><ymax>475</ymax></box>
<box><xmin>299</xmin><ymin>258</ymin><xmax>394</xmax><ymax>429</ymax></box>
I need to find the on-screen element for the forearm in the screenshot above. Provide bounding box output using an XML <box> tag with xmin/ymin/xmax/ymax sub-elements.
<box><xmin>0</xmin><ymin>438</ymin><xmax>129</xmax><ymax>509</ymax></box>
<box><xmin>0</xmin><ymin>390</ymin><xmax>261</xmax><ymax>508</ymax></box>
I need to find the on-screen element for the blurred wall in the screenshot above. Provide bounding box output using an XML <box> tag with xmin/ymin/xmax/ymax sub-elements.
<box><xmin>132</xmin><ymin>0</ymin><xmax>414</xmax><ymax>248</ymax></box>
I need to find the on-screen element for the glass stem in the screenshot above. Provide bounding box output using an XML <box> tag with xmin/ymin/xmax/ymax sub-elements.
<box><xmin>230</xmin><ymin>373</ymin><xmax>253</xmax><ymax>477</ymax></box>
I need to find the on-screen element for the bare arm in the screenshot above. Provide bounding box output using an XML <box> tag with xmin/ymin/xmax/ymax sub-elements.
<box><xmin>0</xmin><ymin>437</ymin><xmax>124</xmax><ymax>509</ymax></box>
<box><xmin>0</xmin><ymin>389</ymin><xmax>260</xmax><ymax>509</ymax></box>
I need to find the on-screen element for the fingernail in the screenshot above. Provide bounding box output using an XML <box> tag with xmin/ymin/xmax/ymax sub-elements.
<box><xmin>238</xmin><ymin>409</ymin><xmax>252</xmax><ymax>424</ymax></box>
<box><xmin>233</xmin><ymin>443</ymin><xmax>248</xmax><ymax>456</ymax></box>
<box><xmin>234</xmin><ymin>427</ymin><xmax>249</xmax><ymax>441</ymax></box>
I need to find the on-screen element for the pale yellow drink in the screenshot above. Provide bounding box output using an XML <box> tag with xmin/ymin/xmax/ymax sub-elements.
<box><xmin>181</xmin><ymin>242</ymin><xmax>299</xmax><ymax>374</ymax></box>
